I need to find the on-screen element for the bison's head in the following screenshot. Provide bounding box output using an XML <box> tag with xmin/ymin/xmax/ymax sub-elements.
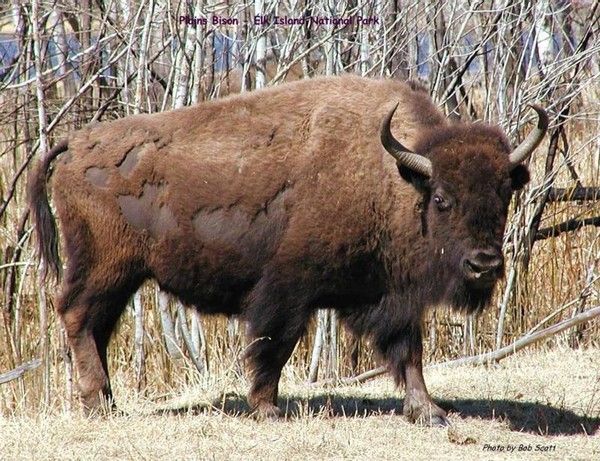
<box><xmin>381</xmin><ymin>104</ymin><xmax>548</xmax><ymax>311</ymax></box>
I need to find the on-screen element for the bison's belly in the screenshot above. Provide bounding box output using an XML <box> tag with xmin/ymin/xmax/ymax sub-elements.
<box><xmin>146</xmin><ymin>198</ymin><xmax>289</xmax><ymax>314</ymax></box>
<box><xmin>147</xmin><ymin>236</ymin><xmax>266</xmax><ymax>314</ymax></box>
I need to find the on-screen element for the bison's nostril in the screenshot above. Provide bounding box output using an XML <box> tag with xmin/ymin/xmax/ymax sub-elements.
<box><xmin>465</xmin><ymin>259</ymin><xmax>484</xmax><ymax>274</ymax></box>
<box><xmin>463</xmin><ymin>250</ymin><xmax>503</xmax><ymax>279</ymax></box>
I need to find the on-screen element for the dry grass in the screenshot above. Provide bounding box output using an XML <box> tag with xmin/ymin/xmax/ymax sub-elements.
<box><xmin>1</xmin><ymin>348</ymin><xmax>598</xmax><ymax>460</ymax></box>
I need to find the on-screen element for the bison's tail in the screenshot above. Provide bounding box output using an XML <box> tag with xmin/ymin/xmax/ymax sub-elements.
<box><xmin>28</xmin><ymin>139</ymin><xmax>69</xmax><ymax>281</ymax></box>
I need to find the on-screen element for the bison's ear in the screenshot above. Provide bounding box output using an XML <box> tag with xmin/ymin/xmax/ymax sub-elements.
<box><xmin>510</xmin><ymin>165</ymin><xmax>530</xmax><ymax>190</ymax></box>
<box><xmin>398</xmin><ymin>164</ymin><xmax>431</xmax><ymax>194</ymax></box>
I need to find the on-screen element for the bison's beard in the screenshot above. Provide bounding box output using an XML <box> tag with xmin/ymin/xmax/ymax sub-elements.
<box><xmin>446</xmin><ymin>277</ymin><xmax>495</xmax><ymax>314</ymax></box>
<box><xmin>435</xmin><ymin>250</ymin><xmax>497</xmax><ymax>314</ymax></box>
<box><xmin>395</xmin><ymin>244</ymin><xmax>499</xmax><ymax>315</ymax></box>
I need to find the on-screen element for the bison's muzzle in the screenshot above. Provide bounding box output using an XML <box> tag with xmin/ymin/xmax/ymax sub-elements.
<box><xmin>461</xmin><ymin>247</ymin><xmax>504</xmax><ymax>287</ymax></box>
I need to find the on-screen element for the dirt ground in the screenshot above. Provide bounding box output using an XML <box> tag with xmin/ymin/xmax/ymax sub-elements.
<box><xmin>1</xmin><ymin>348</ymin><xmax>598</xmax><ymax>460</ymax></box>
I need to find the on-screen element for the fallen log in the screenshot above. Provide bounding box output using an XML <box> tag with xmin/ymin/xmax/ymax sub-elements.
<box><xmin>0</xmin><ymin>359</ymin><xmax>41</xmax><ymax>385</ymax></box>
<box><xmin>321</xmin><ymin>305</ymin><xmax>600</xmax><ymax>386</ymax></box>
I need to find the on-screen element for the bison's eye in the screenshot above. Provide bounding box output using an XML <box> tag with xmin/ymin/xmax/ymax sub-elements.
<box><xmin>433</xmin><ymin>194</ymin><xmax>451</xmax><ymax>212</ymax></box>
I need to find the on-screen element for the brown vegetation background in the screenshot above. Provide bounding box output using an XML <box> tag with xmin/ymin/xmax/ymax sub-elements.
<box><xmin>0</xmin><ymin>0</ymin><xmax>599</xmax><ymax>413</ymax></box>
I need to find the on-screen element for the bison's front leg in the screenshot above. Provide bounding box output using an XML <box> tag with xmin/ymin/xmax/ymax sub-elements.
<box><xmin>378</xmin><ymin>320</ymin><xmax>449</xmax><ymax>426</ymax></box>
<box><xmin>245</xmin><ymin>329</ymin><xmax>305</xmax><ymax>419</ymax></box>
<box><xmin>401</xmin><ymin>332</ymin><xmax>448</xmax><ymax>426</ymax></box>
<box><xmin>244</xmin><ymin>277</ymin><xmax>308</xmax><ymax>420</ymax></box>
<box><xmin>245</xmin><ymin>334</ymin><xmax>296</xmax><ymax>420</ymax></box>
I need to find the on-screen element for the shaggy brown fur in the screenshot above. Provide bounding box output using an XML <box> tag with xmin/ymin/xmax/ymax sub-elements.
<box><xmin>29</xmin><ymin>75</ymin><xmax>534</xmax><ymax>425</ymax></box>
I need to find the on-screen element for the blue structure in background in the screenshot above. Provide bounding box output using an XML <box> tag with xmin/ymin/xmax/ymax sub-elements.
<box><xmin>0</xmin><ymin>30</ymin><xmax>236</xmax><ymax>84</ymax></box>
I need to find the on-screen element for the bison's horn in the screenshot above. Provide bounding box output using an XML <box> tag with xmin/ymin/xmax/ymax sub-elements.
<box><xmin>381</xmin><ymin>103</ymin><xmax>432</xmax><ymax>178</ymax></box>
<box><xmin>509</xmin><ymin>104</ymin><xmax>549</xmax><ymax>165</ymax></box>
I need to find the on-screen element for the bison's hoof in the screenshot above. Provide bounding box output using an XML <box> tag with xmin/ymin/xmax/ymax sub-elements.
<box><xmin>82</xmin><ymin>403</ymin><xmax>113</xmax><ymax>418</ymax></box>
<box><xmin>420</xmin><ymin>414</ymin><xmax>450</xmax><ymax>427</ymax></box>
<box><xmin>252</xmin><ymin>403</ymin><xmax>282</xmax><ymax>421</ymax></box>
<box><xmin>80</xmin><ymin>392</ymin><xmax>119</xmax><ymax>418</ymax></box>
<box><xmin>404</xmin><ymin>400</ymin><xmax>449</xmax><ymax>427</ymax></box>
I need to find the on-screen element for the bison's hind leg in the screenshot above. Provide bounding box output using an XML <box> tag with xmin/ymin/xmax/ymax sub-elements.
<box><xmin>59</xmin><ymin>278</ymin><xmax>143</xmax><ymax>415</ymax></box>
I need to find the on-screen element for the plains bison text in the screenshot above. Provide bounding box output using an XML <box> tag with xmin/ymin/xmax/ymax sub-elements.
<box><xmin>29</xmin><ymin>75</ymin><xmax>547</xmax><ymax>425</ymax></box>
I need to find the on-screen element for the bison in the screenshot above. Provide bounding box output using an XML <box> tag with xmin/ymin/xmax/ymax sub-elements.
<box><xmin>29</xmin><ymin>75</ymin><xmax>547</xmax><ymax>425</ymax></box>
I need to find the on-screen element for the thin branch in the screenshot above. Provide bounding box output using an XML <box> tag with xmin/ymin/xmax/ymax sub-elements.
<box><xmin>547</xmin><ymin>187</ymin><xmax>600</xmax><ymax>202</ymax></box>
<box><xmin>176</xmin><ymin>303</ymin><xmax>206</xmax><ymax>374</ymax></box>
<box><xmin>0</xmin><ymin>149</ymin><xmax>36</xmax><ymax>220</ymax></box>
<box><xmin>535</xmin><ymin>216</ymin><xmax>600</xmax><ymax>241</ymax></box>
